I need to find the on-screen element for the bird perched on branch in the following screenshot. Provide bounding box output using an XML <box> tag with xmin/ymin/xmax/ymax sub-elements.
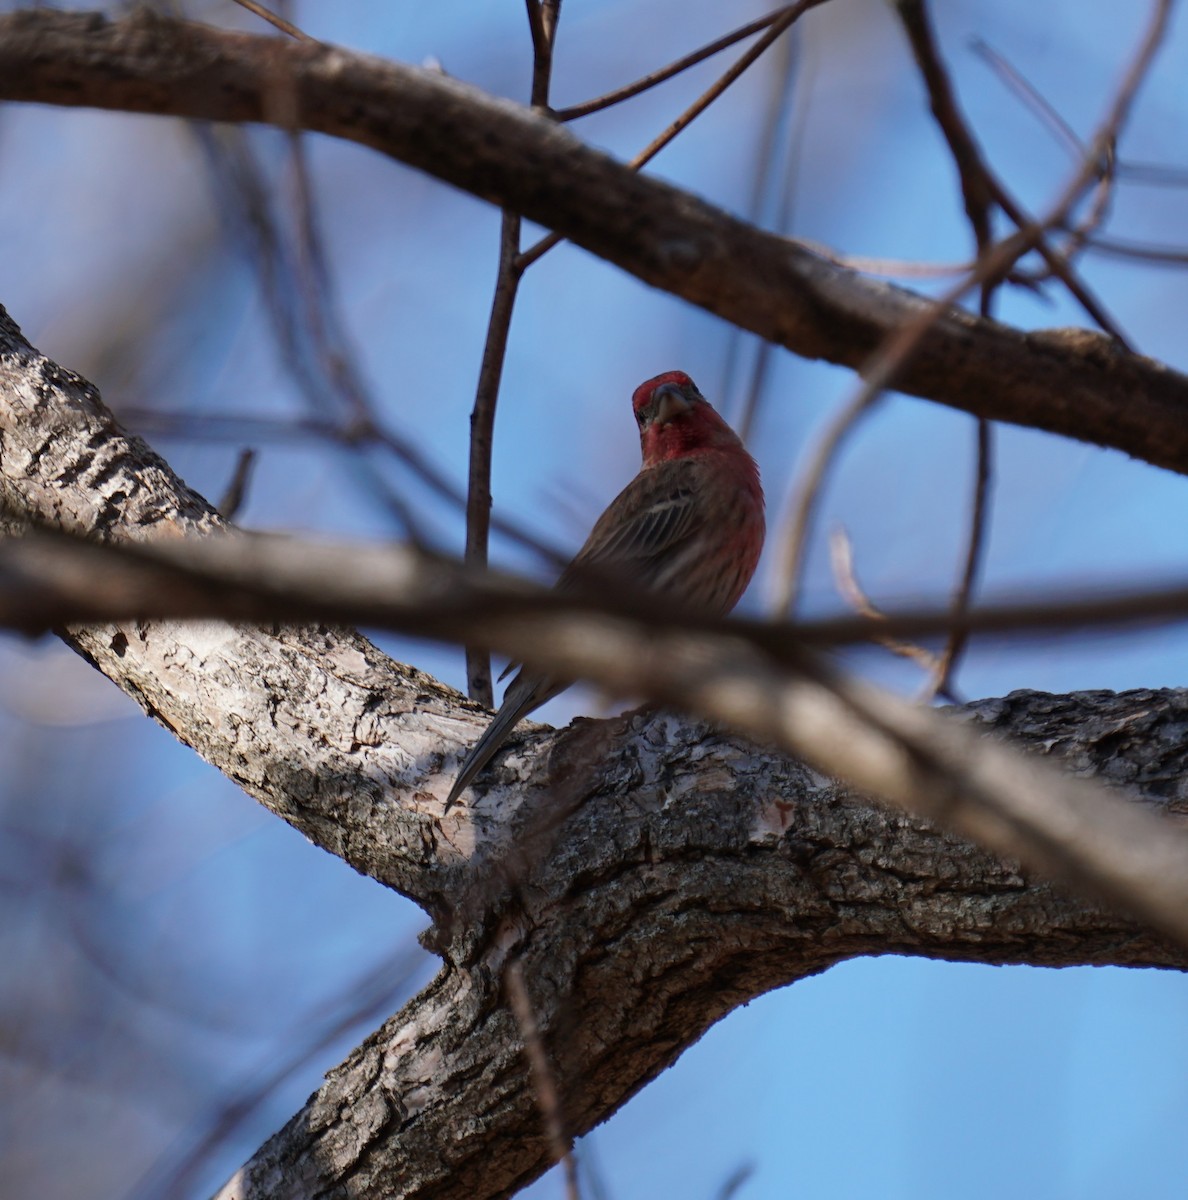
<box><xmin>445</xmin><ymin>370</ymin><xmax>765</xmax><ymax>809</ymax></box>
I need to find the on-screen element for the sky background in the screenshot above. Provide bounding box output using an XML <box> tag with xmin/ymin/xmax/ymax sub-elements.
<box><xmin>1</xmin><ymin>1</ymin><xmax>1187</xmax><ymax>1197</ymax></box>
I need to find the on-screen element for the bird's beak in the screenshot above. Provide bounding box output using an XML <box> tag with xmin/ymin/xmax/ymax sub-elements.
<box><xmin>652</xmin><ymin>384</ymin><xmax>693</xmax><ymax>426</ymax></box>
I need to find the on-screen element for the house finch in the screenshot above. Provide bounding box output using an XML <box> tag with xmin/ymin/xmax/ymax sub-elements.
<box><xmin>445</xmin><ymin>370</ymin><xmax>765</xmax><ymax>808</ymax></box>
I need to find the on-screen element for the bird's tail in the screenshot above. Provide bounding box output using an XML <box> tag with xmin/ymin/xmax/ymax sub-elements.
<box><xmin>443</xmin><ymin>673</ymin><xmax>558</xmax><ymax>810</ymax></box>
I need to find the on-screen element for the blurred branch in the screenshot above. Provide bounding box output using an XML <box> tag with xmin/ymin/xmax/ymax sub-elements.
<box><xmin>4</xmin><ymin>519</ymin><xmax>1188</xmax><ymax>950</ymax></box>
<box><xmin>896</xmin><ymin>0</ymin><xmax>993</xmax><ymax>254</ymax></box>
<box><xmin>828</xmin><ymin>527</ymin><xmax>939</xmax><ymax>674</ymax></box>
<box><xmin>228</xmin><ymin>0</ymin><xmax>311</xmax><ymax>42</ymax></box>
<box><xmin>135</xmin><ymin>947</ymin><xmax>427</xmax><ymax>1200</ymax></box>
<box><xmin>725</xmin><ymin>18</ymin><xmax>806</xmax><ymax>444</ymax></box>
<box><xmin>896</xmin><ymin>0</ymin><xmax>1129</xmax><ymax>344</ymax></box>
<box><xmin>13</xmin><ymin>513</ymin><xmax>1188</xmax><ymax>653</ymax></box>
<box><xmin>194</xmin><ymin>125</ymin><xmax>424</xmax><ymax>535</ymax></box>
<box><xmin>114</xmin><ymin>405</ymin><xmax>570</xmax><ymax>566</ymax></box>
<box><xmin>974</xmin><ymin>36</ymin><xmax>1188</xmax><ymax>189</ymax></box>
<box><xmin>5</xmin><ymin>11</ymin><xmax>1188</xmax><ymax>476</ymax></box>
<box><xmin>971</xmin><ymin>37</ymin><xmax>1085</xmax><ymax>159</ymax></box>
<box><xmin>217</xmin><ymin>447</ymin><xmax>257</xmax><ymax>519</ymax></box>
<box><xmin>772</xmin><ymin>0</ymin><xmax>1171</xmax><ymax>615</ymax></box>
<box><xmin>505</xmin><ymin>959</ymin><xmax>581</xmax><ymax>1200</ymax></box>
<box><xmin>1084</xmin><ymin>232</ymin><xmax>1188</xmax><ymax>267</ymax></box>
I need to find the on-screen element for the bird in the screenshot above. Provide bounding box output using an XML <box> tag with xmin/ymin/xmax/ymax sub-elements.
<box><xmin>444</xmin><ymin>370</ymin><xmax>765</xmax><ymax>809</ymax></box>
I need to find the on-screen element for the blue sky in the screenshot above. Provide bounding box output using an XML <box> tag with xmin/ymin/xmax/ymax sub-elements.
<box><xmin>1</xmin><ymin>1</ymin><xmax>1186</xmax><ymax>1197</ymax></box>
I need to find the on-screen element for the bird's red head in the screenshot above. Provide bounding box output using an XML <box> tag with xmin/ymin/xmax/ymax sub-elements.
<box><xmin>631</xmin><ymin>371</ymin><xmax>742</xmax><ymax>466</ymax></box>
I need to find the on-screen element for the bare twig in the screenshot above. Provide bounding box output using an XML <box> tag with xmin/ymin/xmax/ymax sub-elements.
<box><xmin>517</xmin><ymin>0</ymin><xmax>826</xmax><ymax>272</ymax></box>
<box><xmin>971</xmin><ymin>38</ymin><xmax>1084</xmax><ymax>159</ymax></box>
<box><xmin>828</xmin><ymin>528</ymin><xmax>940</xmax><ymax>673</ymax></box>
<box><xmin>628</xmin><ymin>1</ymin><xmax>824</xmax><ymax>172</ymax></box>
<box><xmin>194</xmin><ymin>126</ymin><xmax>424</xmax><ymax>535</ymax></box>
<box><xmin>731</xmin><ymin>27</ymin><xmax>810</xmax><ymax>446</ymax></box>
<box><xmin>218</xmin><ymin>448</ymin><xmax>257</xmax><ymax>520</ymax></box>
<box><xmin>466</xmin><ymin>210</ymin><xmax>523</xmax><ymax>707</ymax></box>
<box><xmin>1085</xmin><ymin>233</ymin><xmax>1188</xmax><ymax>265</ymax></box>
<box><xmin>893</xmin><ymin>2</ymin><xmax>1001</xmax><ymax>700</ymax></box>
<box><xmin>228</xmin><ymin>0</ymin><xmax>312</xmax><ymax>41</ymax></box>
<box><xmin>463</xmin><ymin>0</ymin><xmax>563</xmax><ymax>706</ymax></box>
<box><xmin>131</xmin><ymin>948</ymin><xmax>426</xmax><ymax>1200</ymax></box>
<box><xmin>771</xmin><ymin>382</ymin><xmax>879</xmax><ymax>616</ymax></box>
<box><xmin>924</xmin><ymin>418</ymin><xmax>992</xmax><ymax>702</ymax></box>
<box><xmin>772</xmin><ymin>0</ymin><xmax>1172</xmax><ymax>615</ymax></box>
<box><xmin>505</xmin><ymin>960</ymin><xmax>581</xmax><ymax>1200</ymax></box>
<box><xmin>714</xmin><ymin>1164</ymin><xmax>756</xmax><ymax>1200</ymax></box>
<box><xmin>555</xmin><ymin>2</ymin><xmax>813</xmax><ymax>121</ymax></box>
<box><xmin>896</xmin><ymin>0</ymin><xmax>993</xmax><ymax>254</ymax></box>
<box><xmin>898</xmin><ymin>0</ymin><xmax>1129</xmax><ymax>341</ymax></box>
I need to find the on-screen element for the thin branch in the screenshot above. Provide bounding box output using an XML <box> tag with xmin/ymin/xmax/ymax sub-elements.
<box><xmin>228</xmin><ymin>0</ymin><xmax>312</xmax><ymax>41</ymax></box>
<box><xmin>554</xmin><ymin>2</ymin><xmax>813</xmax><ymax>122</ymax></box>
<box><xmin>517</xmin><ymin>0</ymin><xmax>826</xmax><ymax>272</ymax></box>
<box><xmin>505</xmin><ymin>960</ymin><xmax>581</xmax><ymax>1200</ymax></box>
<box><xmin>194</xmin><ymin>125</ymin><xmax>424</xmax><ymax>535</ymax></box>
<box><xmin>924</xmin><ymin>418</ymin><xmax>992</xmax><ymax>702</ymax></box>
<box><xmin>115</xmin><ymin>405</ymin><xmax>571</xmax><ymax>568</ymax></box>
<box><xmin>218</xmin><ymin>447</ymin><xmax>257</xmax><ymax>520</ymax></box>
<box><xmin>971</xmin><ymin>37</ymin><xmax>1084</xmax><ymax>159</ymax></box>
<box><xmin>986</xmin><ymin>176</ymin><xmax>1129</xmax><ymax>345</ymax></box>
<box><xmin>975</xmin><ymin>37</ymin><xmax>1188</xmax><ymax>190</ymax></box>
<box><xmin>132</xmin><ymin>948</ymin><xmax>426</xmax><ymax>1200</ymax></box>
<box><xmin>466</xmin><ymin>211</ymin><xmax>523</xmax><ymax>707</ymax></box>
<box><xmin>771</xmin><ymin>0</ymin><xmax>1172</xmax><ymax>615</ymax></box>
<box><xmin>463</xmin><ymin>0</ymin><xmax>563</xmax><ymax>705</ymax></box>
<box><xmin>896</xmin><ymin>0</ymin><xmax>993</xmax><ymax>254</ymax></box>
<box><xmin>771</xmin><ymin>381</ymin><xmax>880</xmax><ymax>616</ymax></box>
<box><xmin>898</xmin><ymin>0</ymin><xmax>1129</xmax><ymax>343</ymax></box>
<box><xmin>1084</xmin><ymin>232</ymin><xmax>1188</xmax><ymax>265</ymax></box>
<box><xmin>729</xmin><ymin>24</ymin><xmax>806</xmax><ymax>445</ymax></box>
<box><xmin>828</xmin><ymin>527</ymin><xmax>940</xmax><ymax>673</ymax></box>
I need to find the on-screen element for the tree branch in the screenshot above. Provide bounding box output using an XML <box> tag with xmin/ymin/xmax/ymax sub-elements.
<box><xmin>215</xmin><ymin>678</ymin><xmax>1187</xmax><ymax>1199</ymax></box>
<box><xmin>3</xmin><ymin>11</ymin><xmax>1188</xmax><ymax>476</ymax></box>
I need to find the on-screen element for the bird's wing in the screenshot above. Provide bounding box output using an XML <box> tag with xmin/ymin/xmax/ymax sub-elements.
<box><xmin>557</xmin><ymin>459</ymin><xmax>709</xmax><ymax>591</ymax></box>
<box><xmin>493</xmin><ymin>461</ymin><xmax>706</xmax><ymax>687</ymax></box>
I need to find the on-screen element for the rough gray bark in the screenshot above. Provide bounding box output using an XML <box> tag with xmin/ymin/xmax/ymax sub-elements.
<box><xmin>1</xmin><ymin>301</ymin><xmax>1185</xmax><ymax>1200</ymax></box>
<box><xmin>217</xmin><ymin>687</ymin><xmax>1188</xmax><ymax>1200</ymax></box>
<box><xmin>3</xmin><ymin>10</ymin><xmax>1188</xmax><ymax>480</ymax></box>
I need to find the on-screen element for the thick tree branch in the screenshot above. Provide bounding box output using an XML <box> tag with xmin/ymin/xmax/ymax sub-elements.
<box><xmin>3</xmin><ymin>11</ymin><xmax>1188</xmax><ymax>477</ymax></box>
<box><xmin>217</xmin><ymin>681</ymin><xmax>1186</xmax><ymax>1200</ymax></box>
